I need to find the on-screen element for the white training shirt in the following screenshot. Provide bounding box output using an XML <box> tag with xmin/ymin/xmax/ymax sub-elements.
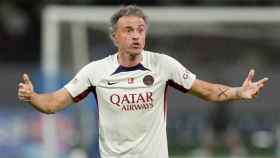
<box><xmin>64</xmin><ymin>50</ymin><xmax>196</xmax><ymax>158</ymax></box>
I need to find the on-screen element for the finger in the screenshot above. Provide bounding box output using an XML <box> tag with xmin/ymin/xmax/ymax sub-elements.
<box><xmin>243</xmin><ymin>69</ymin><xmax>254</xmax><ymax>86</ymax></box>
<box><xmin>18</xmin><ymin>83</ymin><xmax>25</xmax><ymax>88</ymax></box>
<box><xmin>256</xmin><ymin>77</ymin><xmax>269</xmax><ymax>85</ymax></box>
<box><xmin>247</xmin><ymin>69</ymin><xmax>255</xmax><ymax>82</ymax></box>
<box><xmin>18</xmin><ymin>89</ymin><xmax>29</xmax><ymax>95</ymax></box>
<box><xmin>18</xmin><ymin>92</ymin><xmax>31</xmax><ymax>100</ymax></box>
<box><xmin>18</xmin><ymin>89</ymin><xmax>25</xmax><ymax>95</ymax></box>
<box><xmin>18</xmin><ymin>93</ymin><xmax>27</xmax><ymax>99</ymax></box>
<box><xmin>18</xmin><ymin>91</ymin><xmax>32</xmax><ymax>97</ymax></box>
<box><xmin>18</xmin><ymin>96</ymin><xmax>25</xmax><ymax>100</ymax></box>
<box><xmin>18</xmin><ymin>96</ymin><xmax>31</xmax><ymax>102</ymax></box>
<box><xmin>18</xmin><ymin>91</ymin><xmax>27</xmax><ymax>97</ymax></box>
<box><xmin>18</xmin><ymin>95</ymin><xmax>26</xmax><ymax>100</ymax></box>
<box><xmin>22</xmin><ymin>73</ymin><xmax>31</xmax><ymax>84</ymax></box>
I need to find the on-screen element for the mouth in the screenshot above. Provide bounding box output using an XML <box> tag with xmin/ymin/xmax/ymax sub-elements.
<box><xmin>131</xmin><ymin>42</ymin><xmax>141</xmax><ymax>49</ymax></box>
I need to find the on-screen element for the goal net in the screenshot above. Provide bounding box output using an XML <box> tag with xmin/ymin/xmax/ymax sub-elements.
<box><xmin>41</xmin><ymin>6</ymin><xmax>280</xmax><ymax>158</ymax></box>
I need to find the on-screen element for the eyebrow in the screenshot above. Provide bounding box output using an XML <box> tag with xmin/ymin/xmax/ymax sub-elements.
<box><xmin>124</xmin><ymin>26</ymin><xmax>133</xmax><ymax>29</ymax></box>
<box><xmin>124</xmin><ymin>24</ymin><xmax>145</xmax><ymax>29</ymax></box>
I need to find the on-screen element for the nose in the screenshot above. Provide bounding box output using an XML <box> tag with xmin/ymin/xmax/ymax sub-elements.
<box><xmin>132</xmin><ymin>31</ymin><xmax>140</xmax><ymax>40</ymax></box>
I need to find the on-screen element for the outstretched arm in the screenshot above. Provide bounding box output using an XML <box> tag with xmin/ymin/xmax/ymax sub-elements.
<box><xmin>189</xmin><ymin>69</ymin><xmax>269</xmax><ymax>102</ymax></box>
<box><xmin>18</xmin><ymin>74</ymin><xmax>73</xmax><ymax>114</ymax></box>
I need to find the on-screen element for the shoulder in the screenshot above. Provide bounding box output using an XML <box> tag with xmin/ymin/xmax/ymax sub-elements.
<box><xmin>143</xmin><ymin>50</ymin><xmax>165</xmax><ymax>58</ymax></box>
<box><xmin>74</xmin><ymin>54</ymin><xmax>115</xmax><ymax>79</ymax></box>
<box><xmin>144</xmin><ymin>50</ymin><xmax>179</xmax><ymax>67</ymax></box>
<box><xmin>143</xmin><ymin>50</ymin><xmax>174</xmax><ymax>64</ymax></box>
<box><xmin>72</xmin><ymin>54</ymin><xmax>115</xmax><ymax>83</ymax></box>
<box><xmin>82</xmin><ymin>54</ymin><xmax>114</xmax><ymax>71</ymax></box>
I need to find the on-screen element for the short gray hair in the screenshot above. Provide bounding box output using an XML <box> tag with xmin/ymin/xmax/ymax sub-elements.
<box><xmin>110</xmin><ymin>5</ymin><xmax>148</xmax><ymax>33</ymax></box>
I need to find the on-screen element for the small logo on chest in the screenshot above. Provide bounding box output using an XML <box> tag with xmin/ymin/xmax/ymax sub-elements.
<box><xmin>128</xmin><ymin>78</ymin><xmax>134</xmax><ymax>84</ymax></box>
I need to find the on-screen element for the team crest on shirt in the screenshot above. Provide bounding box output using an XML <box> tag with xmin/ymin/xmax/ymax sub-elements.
<box><xmin>128</xmin><ymin>78</ymin><xmax>134</xmax><ymax>84</ymax></box>
<box><xmin>143</xmin><ymin>75</ymin><xmax>154</xmax><ymax>86</ymax></box>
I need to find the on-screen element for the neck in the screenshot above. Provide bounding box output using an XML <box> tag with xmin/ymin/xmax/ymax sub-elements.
<box><xmin>117</xmin><ymin>51</ymin><xmax>142</xmax><ymax>67</ymax></box>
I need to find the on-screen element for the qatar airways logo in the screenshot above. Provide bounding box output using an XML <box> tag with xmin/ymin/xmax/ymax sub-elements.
<box><xmin>109</xmin><ymin>92</ymin><xmax>154</xmax><ymax>111</ymax></box>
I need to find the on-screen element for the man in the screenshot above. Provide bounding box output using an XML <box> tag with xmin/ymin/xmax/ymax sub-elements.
<box><xmin>18</xmin><ymin>5</ymin><xmax>268</xmax><ymax>158</ymax></box>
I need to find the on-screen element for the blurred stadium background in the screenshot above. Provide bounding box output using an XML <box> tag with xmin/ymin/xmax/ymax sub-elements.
<box><xmin>1</xmin><ymin>0</ymin><xmax>280</xmax><ymax>158</ymax></box>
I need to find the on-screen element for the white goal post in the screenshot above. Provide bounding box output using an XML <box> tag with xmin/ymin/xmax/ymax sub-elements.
<box><xmin>41</xmin><ymin>6</ymin><xmax>280</xmax><ymax>158</ymax></box>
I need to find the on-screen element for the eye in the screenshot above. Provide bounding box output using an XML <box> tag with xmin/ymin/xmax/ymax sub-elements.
<box><xmin>138</xmin><ymin>29</ymin><xmax>144</xmax><ymax>33</ymax></box>
<box><xmin>138</xmin><ymin>27</ymin><xmax>145</xmax><ymax>34</ymax></box>
<box><xmin>125</xmin><ymin>28</ymin><xmax>133</xmax><ymax>33</ymax></box>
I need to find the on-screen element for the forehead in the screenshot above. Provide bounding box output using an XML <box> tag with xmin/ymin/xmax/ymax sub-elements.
<box><xmin>117</xmin><ymin>16</ymin><xmax>146</xmax><ymax>28</ymax></box>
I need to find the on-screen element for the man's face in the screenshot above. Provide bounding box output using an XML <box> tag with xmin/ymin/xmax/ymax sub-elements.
<box><xmin>112</xmin><ymin>16</ymin><xmax>146</xmax><ymax>56</ymax></box>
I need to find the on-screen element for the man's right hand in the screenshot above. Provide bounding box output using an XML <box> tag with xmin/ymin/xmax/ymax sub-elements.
<box><xmin>18</xmin><ymin>73</ymin><xmax>34</xmax><ymax>102</ymax></box>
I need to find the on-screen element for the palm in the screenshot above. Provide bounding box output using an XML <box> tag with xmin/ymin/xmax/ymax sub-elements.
<box><xmin>239</xmin><ymin>70</ymin><xmax>268</xmax><ymax>99</ymax></box>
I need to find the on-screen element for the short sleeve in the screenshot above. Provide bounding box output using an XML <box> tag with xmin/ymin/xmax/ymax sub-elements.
<box><xmin>64</xmin><ymin>64</ymin><xmax>93</xmax><ymax>102</ymax></box>
<box><xmin>161</xmin><ymin>54</ymin><xmax>196</xmax><ymax>93</ymax></box>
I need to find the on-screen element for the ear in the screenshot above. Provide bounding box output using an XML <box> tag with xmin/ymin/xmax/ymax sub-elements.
<box><xmin>111</xmin><ymin>31</ymin><xmax>116</xmax><ymax>40</ymax></box>
<box><xmin>111</xmin><ymin>32</ymin><xmax>118</xmax><ymax>46</ymax></box>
